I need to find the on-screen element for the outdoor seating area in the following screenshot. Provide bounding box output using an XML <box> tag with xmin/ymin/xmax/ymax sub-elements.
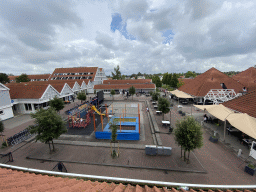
<box><xmin>162</xmin><ymin>120</ymin><xmax>170</xmax><ymax>126</ymax></box>
<box><xmin>156</xmin><ymin>111</ymin><xmax>162</xmax><ymax>115</ymax></box>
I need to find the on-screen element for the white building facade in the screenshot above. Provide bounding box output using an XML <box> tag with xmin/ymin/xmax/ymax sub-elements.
<box><xmin>0</xmin><ymin>83</ymin><xmax>14</xmax><ymax>120</ymax></box>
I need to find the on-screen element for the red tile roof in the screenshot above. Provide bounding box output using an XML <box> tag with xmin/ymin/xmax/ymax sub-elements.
<box><xmin>232</xmin><ymin>67</ymin><xmax>256</xmax><ymax>88</ymax></box>
<box><xmin>103</xmin><ymin>79</ymin><xmax>152</xmax><ymax>84</ymax></box>
<box><xmin>1</xmin><ymin>167</ymin><xmax>256</xmax><ymax>191</ymax></box>
<box><xmin>49</xmin><ymin>67</ymin><xmax>98</xmax><ymax>81</ymax></box>
<box><xmin>178</xmin><ymin>78</ymin><xmax>194</xmax><ymax>85</ymax></box>
<box><xmin>0</xmin><ymin>168</ymin><xmax>172</xmax><ymax>192</ymax></box>
<box><xmin>8</xmin><ymin>74</ymin><xmax>51</xmax><ymax>82</ymax></box>
<box><xmin>6</xmin><ymin>84</ymin><xmax>50</xmax><ymax>99</ymax></box>
<box><xmin>222</xmin><ymin>90</ymin><xmax>256</xmax><ymax>118</ymax></box>
<box><xmin>178</xmin><ymin>68</ymin><xmax>244</xmax><ymax>97</ymax></box>
<box><xmin>94</xmin><ymin>84</ymin><xmax>156</xmax><ymax>90</ymax></box>
<box><xmin>8</xmin><ymin>76</ymin><xmax>18</xmax><ymax>81</ymax></box>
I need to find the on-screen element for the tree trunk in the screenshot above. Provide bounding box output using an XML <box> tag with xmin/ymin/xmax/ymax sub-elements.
<box><xmin>48</xmin><ymin>141</ymin><xmax>51</xmax><ymax>152</ymax></box>
<box><xmin>184</xmin><ymin>150</ymin><xmax>186</xmax><ymax>162</ymax></box>
<box><xmin>162</xmin><ymin>113</ymin><xmax>164</xmax><ymax>120</ymax></box>
<box><xmin>180</xmin><ymin>147</ymin><xmax>182</xmax><ymax>158</ymax></box>
<box><xmin>187</xmin><ymin>151</ymin><xmax>190</xmax><ymax>164</ymax></box>
<box><xmin>51</xmin><ymin>140</ymin><xmax>55</xmax><ymax>152</ymax></box>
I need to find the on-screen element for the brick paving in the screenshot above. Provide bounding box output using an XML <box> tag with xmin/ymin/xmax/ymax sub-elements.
<box><xmin>1</xmin><ymin>93</ymin><xmax>256</xmax><ymax>185</ymax></box>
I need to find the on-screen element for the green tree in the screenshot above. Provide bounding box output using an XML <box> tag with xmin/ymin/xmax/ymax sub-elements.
<box><xmin>128</xmin><ymin>86</ymin><xmax>136</xmax><ymax>100</ymax></box>
<box><xmin>121</xmin><ymin>75</ymin><xmax>126</xmax><ymax>80</ymax></box>
<box><xmin>162</xmin><ymin>72</ymin><xmax>169</xmax><ymax>85</ymax></box>
<box><xmin>30</xmin><ymin>108</ymin><xmax>67</xmax><ymax>152</ymax></box>
<box><xmin>49</xmin><ymin>96</ymin><xmax>65</xmax><ymax>112</ymax></box>
<box><xmin>16</xmin><ymin>73</ymin><xmax>30</xmax><ymax>83</ymax></box>
<box><xmin>167</xmin><ymin>73</ymin><xmax>172</xmax><ymax>86</ymax></box>
<box><xmin>110</xmin><ymin>122</ymin><xmax>118</xmax><ymax>158</ymax></box>
<box><xmin>0</xmin><ymin>120</ymin><xmax>4</xmax><ymax>135</ymax></box>
<box><xmin>185</xmin><ymin>71</ymin><xmax>196</xmax><ymax>78</ymax></box>
<box><xmin>158</xmin><ymin>97</ymin><xmax>170</xmax><ymax>120</ymax></box>
<box><xmin>77</xmin><ymin>92</ymin><xmax>87</xmax><ymax>103</ymax></box>
<box><xmin>111</xmin><ymin>65</ymin><xmax>121</xmax><ymax>80</ymax></box>
<box><xmin>152</xmin><ymin>92</ymin><xmax>160</xmax><ymax>101</ymax></box>
<box><xmin>177</xmin><ymin>79</ymin><xmax>185</xmax><ymax>88</ymax></box>
<box><xmin>152</xmin><ymin>75</ymin><xmax>162</xmax><ymax>87</ymax></box>
<box><xmin>110</xmin><ymin>89</ymin><xmax>115</xmax><ymax>100</ymax></box>
<box><xmin>0</xmin><ymin>73</ymin><xmax>10</xmax><ymax>84</ymax></box>
<box><xmin>137</xmin><ymin>72</ymin><xmax>142</xmax><ymax>76</ymax></box>
<box><xmin>174</xmin><ymin>116</ymin><xmax>203</xmax><ymax>163</ymax></box>
<box><xmin>170</xmin><ymin>73</ymin><xmax>179</xmax><ymax>88</ymax></box>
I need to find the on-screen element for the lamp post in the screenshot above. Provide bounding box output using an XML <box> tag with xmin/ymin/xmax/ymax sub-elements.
<box><xmin>169</xmin><ymin>104</ymin><xmax>173</xmax><ymax>132</ymax></box>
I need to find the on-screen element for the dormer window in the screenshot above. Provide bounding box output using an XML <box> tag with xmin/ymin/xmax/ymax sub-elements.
<box><xmin>220</xmin><ymin>83</ymin><xmax>227</xmax><ymax>89</ymax></box>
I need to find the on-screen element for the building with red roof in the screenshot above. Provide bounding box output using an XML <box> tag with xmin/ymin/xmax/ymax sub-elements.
<box><xmin>222</xmin><ymin>90</ymin><xmax>256</xmax><ymax>119</ymax></box>
<box><xmin>178</xmin><ymin>68</ymin><xmax>245</xmax><ymax>103</ymax></box>
<box><xmin>232</xmin><ymin>67</ymin><xmax>256</xmax><ymax>92</ymax></box>
<box><xmin>95</xmin><ymin>79</ymin><xmax>155</xmax><ymax>94</ymax></box>
<box><xmin>6</xmin><ymin>83</ymin><xmax>60</xmax><ymax>114</ymax></box>
<box><xmin>8</xmin><ymin>74</ymin><xmax>51</xmax><ymax>83</ymax></box>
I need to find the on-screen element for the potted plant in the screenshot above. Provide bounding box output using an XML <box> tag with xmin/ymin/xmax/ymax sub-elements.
<box><xmin>209</xmin><ymin>132</ymin><xmax>218</xmax><ymax>143</ymax></box>
<box><xmin>244</xmin><ymin>163</ymin><xmax>256</xmax><ymax>176</ymax></box>
<box><xmin>110</xmin><ymin>122</ymin><xmax>119</xmax><ymax>158</ymax></box>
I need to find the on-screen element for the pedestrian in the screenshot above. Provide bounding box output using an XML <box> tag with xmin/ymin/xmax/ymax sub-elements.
<box><xmin>146</xmin><ymin>107</ymin><xmax>149</xmax><ymax>112</ymax></box>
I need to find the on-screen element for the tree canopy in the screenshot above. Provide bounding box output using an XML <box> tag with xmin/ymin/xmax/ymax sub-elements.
<box><xmin>174</xmin><ymin>116</ymin><xmax>203</xmax><ymax>163</ymax></box>
<box><xmin>128</xmin><ymin>86</ymin><xmax>136</xmax><ymax>100</ymax></box>
<box><xmin>49</xmin><ymin>96</ymin><xmax>65</xmax><ymax>112</ymax></box>
<box><xmin>170</xmin><ymin>73</ymin><xmax>179</xmax><ymax>88</ymax></box>
<box><xmin>30</xmin><ymin>108</ymin><xmax>67</xmax><ymax>152</ymax></box>
<box><xmin>185</xmin><ymin>71</ymin><xmax>196</xmax><ymax>78</ymax></box>
<box><xmin>152</xmin><ymin>91</ymin><xmax>160</xmax><ymax>101</ymax></box>
<box><xmin>162</xmin><ymin>73</ymin><xmax>169</xmax><ymax>85</ymax></box>
<box><xmin>77</xmin><ymin>92</ymin><xmax>86</xmax><ymax>103</ymax></box>
<box><xmin>16</xmin><ymin>73</ymin><xmax>30</xmax><ymax>83</ymax></box>
<box><xmin>111</xmin><ymin>65</ymin><xmax>121</xmax><ymax>80</ymax></box>
<box><xmin>0</xmin><ymin>73</ymin><xmax>9</xmax><ymax>84</ymax></box>
<box><xmin>152</xmin><ymin>75</ymin><xmax>162</xmax><ymax>87</ymax></box>
<box><xmin>177</xmin><ymin>79</ymin><xmax>185</xmax><ymax>88</ymax></box>
<box><xmin>157</xmin><ymin>97</ymin><xmax>170</xmax><ymax>120</ymax></box>
<box><xmin>110</xmin><ymin>89</ymin><xmax>115</xmax><ymax>100</ymax></box>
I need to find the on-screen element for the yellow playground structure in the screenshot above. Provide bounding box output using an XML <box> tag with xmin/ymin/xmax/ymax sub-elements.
<box><xmin>91</xmin><ymin>105</ymin><xmax>105</xmax><ymax>116</ymax></box>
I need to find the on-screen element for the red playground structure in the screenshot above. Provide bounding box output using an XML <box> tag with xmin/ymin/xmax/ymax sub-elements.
<box><xmin>68</xmin><ymin>104</ymin><xmax>93</xmax><ymax>128</ymax></box>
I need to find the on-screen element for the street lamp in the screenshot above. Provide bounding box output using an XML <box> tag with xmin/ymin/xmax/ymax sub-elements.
<box><xmin>168</xmin><ymin>104</ymin><xmax>173</xmax><ymax>132</ymax></box>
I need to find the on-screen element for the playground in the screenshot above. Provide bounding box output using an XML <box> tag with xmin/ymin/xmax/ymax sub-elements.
<box><xmin>64</xmin><ymin>99</ymin><xmax>142</xmax><ymax>141</ymax></box>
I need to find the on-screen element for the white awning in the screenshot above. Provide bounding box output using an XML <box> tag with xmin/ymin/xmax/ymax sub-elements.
<box><xmin>194</xmin><ymin>104</ymin><xmax>234</xmax><ymax>121</ymax></box>
<box><xmin>170</xmin><ymin>90</ymin><xmax>194</xmax><ymax>98</ymax></box>
<box><xmin>227</xmin><ymin>113</ymin><xmax>256</xmax><ymax>140</ymax></box>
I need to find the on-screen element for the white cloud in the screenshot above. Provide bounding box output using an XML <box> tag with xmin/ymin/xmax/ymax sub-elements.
<box><xmin>1</xmin><ymin>0</ymin><xmax>256</xmax><ymax>76</ymax></box>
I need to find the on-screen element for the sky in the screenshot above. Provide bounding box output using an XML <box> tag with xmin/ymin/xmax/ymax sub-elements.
<box><xmin>1</xmin><ymin>0</ymin><xmax>256</xmax><ymax>76</ymax></box>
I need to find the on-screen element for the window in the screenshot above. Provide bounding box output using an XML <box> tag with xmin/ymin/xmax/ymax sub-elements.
<box><xmin>67</xmin><ymin>73</ymin><xmax>70</xmax><ymax>75</ymax></box>
<box><xmin>71</xmin><ymin>73</ymin><xmax>75</xmax><ymax>75</ymax></box>
<box><xmin>83</xmin><ymin>72</ymin><xmax>88</xmax><ymax>75</ymax></box>
<box><xmin>79</xmin><ymin>73</ymin><xmax>83</xmax><ymax>75</ymax></box>
<box><xmin>88</xmin><ymin>76</ymin><xmax>92</xmax><ymax>79</ymax></box>
<box><xmin>25</xmin><ymin>104</ymin><xmax>32</xmax><ymax>111</ymax></box>
<box><xmin>0</xmin><ymin>110</ymin><xmax>3</xmax><ymax>115</ymax></box>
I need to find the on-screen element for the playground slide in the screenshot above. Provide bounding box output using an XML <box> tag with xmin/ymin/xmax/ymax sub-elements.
<box><xmin>91</xmin><ymin>105</ymin><xmax>105</xmax><ymax>116</ymax></box>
